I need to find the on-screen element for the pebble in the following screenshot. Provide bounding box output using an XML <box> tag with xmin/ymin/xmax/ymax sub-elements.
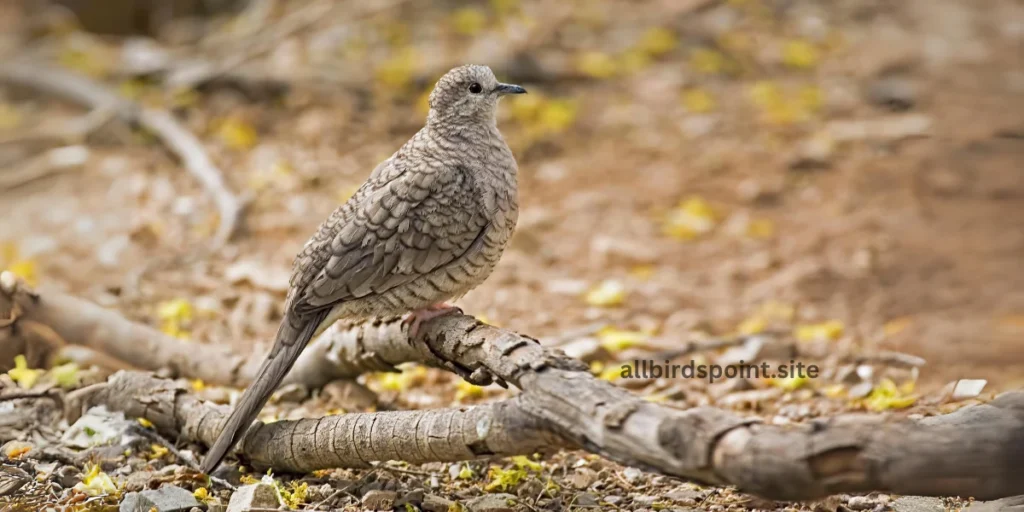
<box><xmin>574</xmin><ymin>492</ymin><xmax>599</xmax><ymax>507</ymax></box>
<box><xmin>950</xmin><ymin>379</ymin><xmax>987</xmax><ymax>400</ymax></box>
<box><xmin>62</xmin><ymin>406</ymin><xmax>138</xmax><ymax>449</ymax></box>
<box><xmin>891</xmin><ymin>495</ymin><xmax>945</xmax><ymax>512</ymax></box>
<box><xmin>568</xmin><ymin>468</ymin><xmax>598</xmax><ymax>489</ymax></box>
<box><xmin>225</xmin><ymin>483</ymin><xmax>282</xmax><ymax>512</ymax></box>
<box><xmin>867</xmin><ymin>75</ymin><xmax>918</xmax><ymax>111</ymax></box>
<box><xmin>466</xmin><ymin>493</ymin><xmax>518</xmax><ymax>512</ymax></box>
<box><xmin>621</xmin><ymin>467</ymin><xmax>643</xmax><ymax>484</ymax></box>
<box><xmin>119</xmin><ymin>485</ymin><xmax>201</xmax><ymax>512</ymax></box>
<box><xmin>361</xmin><ymin>489</ymin><xmax>397</xmax><ymax>510</ymax></box>
<box><xmin>633</xmin><ymin>494</ymin><xmax>659</xmax><ymax>506</ymax></box>
<box><xmin>847</xmin><ymin>495</ymin><xmax>879</xmax><ymax>510</ymax></box>
<box><xmin>422</xmin><ymin>494</ymin><xmax>454</xmax><ymax>512</ymax></box>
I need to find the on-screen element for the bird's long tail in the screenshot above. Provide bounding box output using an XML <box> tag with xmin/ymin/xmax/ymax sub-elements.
<box><xmin>200</xmin><ymin>309</ymin><xmax>329</xmax><ymax>473</ymax></box>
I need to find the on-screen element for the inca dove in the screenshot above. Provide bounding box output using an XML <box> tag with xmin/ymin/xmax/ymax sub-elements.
<box><xmin>201</xmin><ymin>65</ymin><xmax>525</xmax><ymax>473</ymax></box>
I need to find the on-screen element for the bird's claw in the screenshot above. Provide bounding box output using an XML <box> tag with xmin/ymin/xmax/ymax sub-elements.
<box><xmin>404</xmin><ymin>303</ymin><xmax>461</xmax><ymax>338</ymax></box>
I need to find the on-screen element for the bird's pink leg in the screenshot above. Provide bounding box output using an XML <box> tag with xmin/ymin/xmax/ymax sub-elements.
<box><xmin>405</xmin><ymin>303</ymin><xmax>461</xmax><ymax>338</ymax></box>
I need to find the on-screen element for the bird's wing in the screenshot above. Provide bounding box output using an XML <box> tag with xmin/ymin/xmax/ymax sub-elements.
<box><xmin>295</xmin><ymin>161</ymin><xmax>489</xmax><ymax>311</ymax></box>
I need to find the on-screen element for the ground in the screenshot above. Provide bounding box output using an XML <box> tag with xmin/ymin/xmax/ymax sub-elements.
<box><xmin>0</xmin><ymin>0</ymin><xmax>1022</xmax><ymax>510</ymax></box>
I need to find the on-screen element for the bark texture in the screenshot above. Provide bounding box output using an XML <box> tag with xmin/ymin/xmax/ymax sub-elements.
<box><xmin>4</xmin><ymin>273</ymin><xmax>1024</xmax><ymax>500</ymax></box>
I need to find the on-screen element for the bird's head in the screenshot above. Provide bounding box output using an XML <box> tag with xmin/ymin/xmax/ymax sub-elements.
<box><xmin>427</xmin><ymin>64</ymin><xmax>526</xmax><ymax>126</ymax></box>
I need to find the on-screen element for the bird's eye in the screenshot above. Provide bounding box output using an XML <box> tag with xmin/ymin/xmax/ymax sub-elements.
<box><xmin>468</xmin><ymin>82</ymin><xmax>483</xmax><ymax>94</ymax></box>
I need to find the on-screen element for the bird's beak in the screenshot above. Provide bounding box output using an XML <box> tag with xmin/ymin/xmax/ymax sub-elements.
<box><xmin>495</xmin><ymin>83</ymin><xmax>527</xmax><ymax>95</ymax></box>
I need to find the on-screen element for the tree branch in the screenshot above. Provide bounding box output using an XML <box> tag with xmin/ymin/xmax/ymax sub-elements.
<box><xmin>0</xmin><ymin>63</ymin><xmax>244</xmax><ymax>247</ymax></box>
<box><xmin>5</xmin><ymin>272</ymin><xmax>1022</xmax><ymax>500</ymax></box>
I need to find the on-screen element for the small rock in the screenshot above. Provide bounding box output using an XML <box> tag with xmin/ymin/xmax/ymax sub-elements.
<box><xmin>226</xmin><ymin>483</ymin><xmax>282</xmax><ymax>512</ymax></box>
<box><xmin>63</xmin><ymin>406</ymin><xmax>139</xmax><ymax>449</ymax></box>
<box><xmin>272</xmin><ymin>383</ymin><xmax>308</xmax><ymax>403</ymax></box>
<box><xmin>867</xmin><ymin>74</ymin><xmax>917</xmax><ymax>111</ymax></box>
<box><xmin>716</xmin><ymin>336</ymin><xmax>767</xmax><ymax>366</ymax></box>
<box><xmin>633</xmin><ymin>494</ymin><xmax>659</xmax><ymax>506</ymax></box>
<box><xmin>55</xmin><ymin>466</ymin><xmax>82</xmax><ymax>489</ymax></box>
<box><xmin>923</xmin><ymin>168</ymin><xmax>965</xmax><ymax>195</ymax></box>
<box><xmin>558</xmin><ymin>337</ymin><xmax>602</xmax><ymax>361</ymax></box>
<box><xmin>122</xmin><ymin>470</ymin><xmax>155</xmax><ymax>492</ymax></box>
<box><xmin>224</xmin><ymin>259</ymin><xmax>290</xmax><ymax>292</ymax></box>
<box><xmin>848</xmin><ymin>381</ymin><xmax>874</xmax><ymax>399</ymax></box>
<box><xmin>951</xmin><ymin>379</ymin><xmax>987</xmax><ymax>400</ymax></box>
<box><xmin>544</xmin><ymin>278</ymin><xmax>589</xmax><ymax>295</ymax></box>
<box><xmin>361</xmin><ymin>489</ymin><xmax>398</xmax><ymax>510</ymax></box>
<box><xmin>790</xmin><ymin>132</ymin><xmax>835</xmax><ymax>170</ymax></box>
<box><xmin>574</xmin><ymin>492</ymin><xmax>600</xmax><ymax>507</ymax></box>
<box><xmin>826</xmin><ymin>114</ymin><xmax>932</xmax><ymax>142</ymax></box>
<box><xmin>847</xmin><ymin>495</ymin><xmax>879</xmax><ymax>510</ymax></box>
<box><xmin>892</xmin><ymin>495</ymin><xmax>945</xmax><ymax>512</ymax></box>
<box><xmin>466</xmin><ymin>493</ymin><xmax>518</xmax><ymax>512</ymax></box>
<box><xmin>716</xmin><ymin>388</ymin><xmax>784</xmax><ymax>408</ymax></box>
<box><xmin>604</xmin><ymin>495</ymin><xmax>623</xmax><ymax>505</ymax></box>
<box><xmin>621</xmin><ymin>467</ymin><xmax>643</xmax><ymax>484</ymax></box>
<box><xmin>665</xmin><ymin>484</ymin><xmax>706</xmax><ymax>503</ymax></box>
<box><xmin>47</xmin><ymin>145</ymin><xmax>90</xmax><ymax>168</ymax></box>
<box><xmin>421</xmin><ymin>494</ymin><xmax>454</xmax><ymax>512</ymax></box>
<box><xmin>396</xmin><ymin>489</ymin><xmax>425</xmax><ymax>507</ymax></box>
<box><xmin>568</xmin><ymin>468</ymin><xmax>598</xmax><ymax>489</ymax></box>
<box><xmin>120</xmin><ymin>485</ymin><xmax>202</xmax><ymax>512</ymax></box>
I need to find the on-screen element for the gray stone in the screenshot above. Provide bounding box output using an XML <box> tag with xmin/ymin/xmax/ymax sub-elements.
<box><xmin>892</xmin><ymin>496</ymin><xmax>946</xmax><ymax>512</ymax></box>
<box><xmin>120</xmin><ymin>485</ymin><xmax>203</xmax><ymax>512</ymax></box>
<box><xmin>225</xmin><ymin>483</ymin><xmax>282</xmax><ymax>512</ymax></box>
<box><xmin>422</xmin><ymin>494</ymin><xmax>454</xmax><ymax>512</ymax></box>
<box><xmin>967</xmin><ymin>495</ymin><xmax>1024</xmax><ymax>511</ymax></box>
<box><xmin>63</xmin><ymin>406</ymin><xmax>139</xmax><ymax>449</ymax></box>
<box><xmin>621</xmin><ymin>467</ymin><xmax>643</xmax><ymax>484</ymax></box>
<box><xmin>867</xmin><ymin>75</ymin><xmax>917</xmax><ymax>111</ymax></box>
<box><xmin>847</xmin><ymin>495</ymin><xmax>880</xmax><ymax>510</ymax></box>
<box><xmin>574</xmin><ymin>492</ymin><xmax>599</xmax><ymax>507</ymax></box>
<box><xmin>634</xmin><ymin>494</ymin><xmax>659</xmax><ymax>506</ymax></box>
<box><xmin>466</xmin><ymin>493</ymin><xmax>518</xmax><ymax>512</ymax></box>
<box><xmin>361</xmin><ymin>489</ymin><xmax>398</xmax><ymax>510</ymax></box>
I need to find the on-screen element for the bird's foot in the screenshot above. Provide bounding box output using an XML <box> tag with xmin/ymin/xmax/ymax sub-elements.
<box><xmin>404</xmin><ymin>303</ymin><xmax>461</xmax><ymax>338</ymax></box>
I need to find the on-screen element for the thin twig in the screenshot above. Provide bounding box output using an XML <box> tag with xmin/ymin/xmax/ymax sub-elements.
<box><xmin>0</xmin><ymin>63</ymin><xmax>244</xmax><ymax>247</ymax></box>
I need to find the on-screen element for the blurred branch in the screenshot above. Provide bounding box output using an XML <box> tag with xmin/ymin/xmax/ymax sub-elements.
<box><xmin>0</xmin><ymin>62</ymin><xmax>244</xmax><ymax>248</ymax></box>
<box><xmin>5</xmin><ymin>271</ymin><xmax>1024</xmax><ymax>499</ymax></box>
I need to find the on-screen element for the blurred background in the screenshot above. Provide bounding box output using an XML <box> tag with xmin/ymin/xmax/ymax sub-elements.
<box><xmin>1</xmin><ymin>0</ymin><xmax>1022</xmax><ymax>399</ymax></box>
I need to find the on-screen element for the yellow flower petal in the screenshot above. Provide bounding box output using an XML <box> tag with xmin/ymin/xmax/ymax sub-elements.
<box><xmin>663</xmin><ymin>197</ymin><xmax>717</xmax><ymax>240</ymax></box>
<box><xmin>794</xmin><ymin>320</ymin><xmax>844</xmax><ymax>342</ymax></box>
<box><xmin>690</xmin><ymin>48</ymin><xmax>726</xmax><ymax>74</ymax></box>
<box><xmin>737</xmin><ymin>315</ymin><xmax>767</xmax><ymax>335</ymax></box>
<box><xmin>682</xmin><ymin>88</ymin><xmax>716</xmax><ymax>113</ymax></box>
<box><xmin>597</xmin><ymin>327</ymin><xmax>649</xmax><ymax>352</ymax></box>
<box><xmin>74</xmin><ymin>464</ymin><xmax>118</xmax><ymax>496</ymax></box>
<box><xmin>451</xmin><ymin>7</ymin><xmax>487</xmax><ymax>36</ymax></box>
<box><xmin>8</xmin><ymin>355</ymin><xmax>43</xmax><ymax>389</ymax></box>
<box><xmin>0</xmin><ymin>103</ymin><xmax>22</xmax><ymax>130</ymax></box>
<box><xmin>782</xmin><ymin>39</ymin><xmax>819</xmax><ymax>69</ymax></box>
<box><xmin>6</xmin><ymin>260</ymin><xmax>38</xmax><ymax>287</ymax></box>
<box><xmin>455</xmin><ymin>380</ymin><xmax>486</xmax><ymax>401</ymax></box>
<box><xmin>214</xmin><ymin>118</ymin><xmax>258</xmax><ymax>150</ymax></box>
<box><xmin>511</xmin><ymin>455</ymin><xmax>542</xmax><ymax>472</ymax></box>
<box><xmin>576</xmin><ymin>52</ymin><xmax>618</xmax><ymax>79</ymax></box>
<box><xmin>636</xmin><ymin>27</ymin><xmax>677</xmax><ymax>57</ymax></box>
<box><xmin>862</xmin><ymin>378</ymin><xmax>917</xmax><ymax>411</ymax></box>
<box><xmin>584</xmin><ymin>279</ymin><xmax>627</xmax><ymax>307</ymax></box>
<box><xmin>157</xmin><ymin>298</ymin><xmax>194</xmax><ymax>339</ymax></box>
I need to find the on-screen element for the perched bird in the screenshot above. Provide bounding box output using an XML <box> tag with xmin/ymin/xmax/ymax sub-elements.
<box><xmin>200</xmin><ymin>65</ymin><xmax>525</xmax><ymax>473</ymax></box>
